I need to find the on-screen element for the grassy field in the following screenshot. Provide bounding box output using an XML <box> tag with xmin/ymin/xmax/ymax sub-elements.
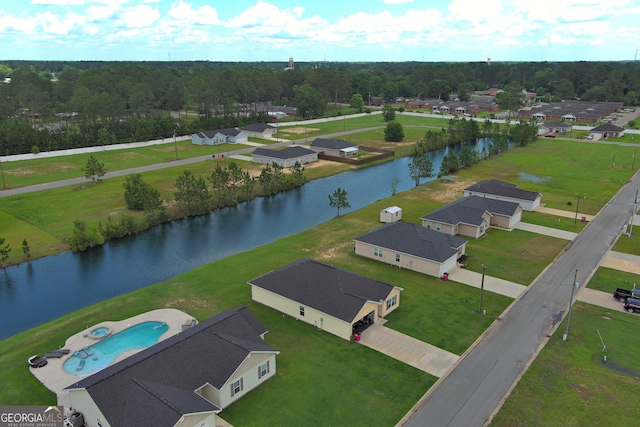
<box><xmin>492</xmin><ymin>302</ymin><xmax>640</xmax><ymax>427</ymax></box>
<box><xmin>587</xmin><ymin>266</ymin><xmax>640</xmax><ymax>293</ymax></box>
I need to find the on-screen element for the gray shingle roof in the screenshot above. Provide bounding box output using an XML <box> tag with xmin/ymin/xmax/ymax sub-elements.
<box><xmin>464</xmin><ymin>180</ymin><xmax>540</xmax><ymax>202</ymax></box>
<box><xmin>240</xmin><ymin>123</ymin><xmax>275</xmax><ymax>132</ymax></box>
<box><xmin>66</xmin><ymin>307</ymin><xmax>277</xmax><ymax>427</ymax></box>
<box><xmin>310</xmin><ymin>138</ymin><xmax>357</xmax><ymax>149</ymax></box>
<box><xmin>422</xmin><ymin>195</ymin><xmax>520</xmax><ymax>225</ymax></box>
<box><xmin>354</xmin><ymin>222</ymin><xmax>466</xmax><ymax>263</ymax></box>
<box><xmin>252</xmin><ymin>146</ymin><xmax>316</xmax><ymax>159</ymax></box>
<box><xmin>248</xmin><ymin>258</ymin><xmax>397</xmax><ymax>323</ymax></box>
<box><xmin>591</xmin><ymin>123</ymin><xmax>624</xmax><ymax>132</ymax></box>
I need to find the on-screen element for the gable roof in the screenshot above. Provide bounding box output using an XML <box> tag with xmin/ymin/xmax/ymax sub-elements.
<box><xmin>197</xmin><ymin>128</ymin><xmax>243</xmax><ymax>138</ymax></box>
<box><xmin>355</xmin><ymin>222</ymin><xmax>466</xmax><ymax>263</ymax></box>
<box><xmin>591</xmin><ymin>123</ymin><xmax>624</xmax><ymax>132</ymax></box>
<box><xmin>252</xmin><ymin>146</ymin><xmax>316</xmax><ymax>160</ymax></box>
<box><xmin>540</xmin><ymin>121</ymin><xmax>571</xmax><ymax>129</ymax></box>
<box><xmin>248</xmin><ymin>258</ymin><xmax>397</xmax><ymax>323</ymax></box>
<box><xmin>240</xmin><ymin>123</ymin><xmax>275</xmax><ymax>132</ymax></box>
<box><xmin>421</xmin><ymin>195</ymin><xmax>520</xmax><ymax>226</ymax></box>
<box><xmin>310</xmin><ymin>138</ymin><xmax>357</xmax><ymax>150</ymax></box>
<box><xmin>66</xmin><ymin>307</ymin><xmax>277</xmax><ymax>427</ymax></box>
<box><xmin>464</xmin><ymin>179</ymin><xmax>540</xmax><ymax>202</ymax></box>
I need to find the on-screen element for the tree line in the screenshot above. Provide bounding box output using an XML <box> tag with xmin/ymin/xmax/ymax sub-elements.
<box><xmin>68</xmin><ymin>158</ymin><xmax>307</xmax><ymax>252</ymax></box>
<box><xmin>1</xmin><ymin>60</ymin><xmax>638</xmax><ymax>155</ymax></box>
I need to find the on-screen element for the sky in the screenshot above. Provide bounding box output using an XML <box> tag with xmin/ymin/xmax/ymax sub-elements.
<box><xmin>1</xmin><ymin>0</ymin><xmax>640</xmax><ymax>63</ymax></box>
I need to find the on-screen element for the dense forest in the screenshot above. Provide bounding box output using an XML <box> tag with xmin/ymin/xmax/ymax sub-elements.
<box><xmin>0</xmin><ymin>60</ymin><xmax>639</xmax><ymax>155</ymax></box>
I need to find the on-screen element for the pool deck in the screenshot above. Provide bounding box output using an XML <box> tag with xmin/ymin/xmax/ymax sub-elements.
<box><xmin>28</xmin><ymin>308</ymin><xmax>196</xmax><ymax>408</ymax></box>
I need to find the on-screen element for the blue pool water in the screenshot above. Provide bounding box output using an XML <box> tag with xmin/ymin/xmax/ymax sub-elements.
<box><xmin>90</xmin><ymin>326</ymin><xmax>110</xmax><ymax>337</ymax></box>
<box><xmin>63</xmin><ymin>321</ymin><xmax>169</xmax><ymax>376</ymax></box>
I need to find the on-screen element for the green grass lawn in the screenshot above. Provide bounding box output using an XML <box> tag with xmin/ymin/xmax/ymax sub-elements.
<box><xmin>491</xmin><ymin>302</ymin><xmax>640</xmax><ymax>427</ymax></box>
<box><xmin>612</xmin><ymin>225</ymin><xmax>640</xmax><ymax>255</ymax></box>
<box><xmin>587</xmin><ymin>266</ymin><xmax>640</xmax><ymax>293</ymax></box>
<box><xmin>521</xmin><ymin>210</ymin><xmax>587</xmax><ymax>232</ymax></box>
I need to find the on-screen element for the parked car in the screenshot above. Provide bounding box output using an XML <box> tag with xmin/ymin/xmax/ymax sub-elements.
<box><xmin>587</xmin><ymin>134</ymin><xmax>594</xmax><ymax>140</ymax></box>
<box><xmin>613</xmin><ymin>287</ymin><xmax>640</xmax><ymax>302</ymax></box>
<box><xmin>623</xmin><ymin>297</ymin><xmax>640</xmax><ymax>313</ymax></box>
<box><xmin>545</xmin><ymin>134</ymin><xmax>556</xmax><ymax>138</ymax></box>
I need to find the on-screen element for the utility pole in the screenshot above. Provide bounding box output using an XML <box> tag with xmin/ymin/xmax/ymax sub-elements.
<box><xmin>479</xmin><ymin>264</ymin><xmax>486</xmax><ymax>314</ymax></box>
<box><xmin>630</xmin><ymin>189</ymin><xmax>638</xmax><ymax>237</ymax></box>
<box><xmin>563</xmin><ymin>268</ymin><xmax>579</xmax><ymax>341</ymax></box>
<box><xmin>174</xmin><ymin>129</ymin><xmax>178</xmax><ymax>160</ymax></box>
<box><xmin>0</xmin><ymin>156</ymin><xmax>6</xmax><ymax>190</ymax></box>
<box><xmin>573</xmin><ymin>195</ymin><xmax>581</xmax><ymax>226</ymax></box>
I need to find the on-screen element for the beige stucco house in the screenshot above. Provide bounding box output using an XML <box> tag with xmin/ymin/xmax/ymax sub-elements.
<box><xmin>249</xmin><ymin>258</ymin><xmax>402</xmax><ymax>340</ymax></box>
<box><xmin>309</xmin><ymin>138</ymin><xmax>359</xmax><ymax>158</ymax></box>
<box><xmin>65</xmin><ymin>307</ymin><xmax>278</xmax><ymax>427</ymax></box>
<box><xmin>354</xmin><ymin>221</ymin><xmax>467</xmax><ymax>278</ymax></box>
<box><xmin>421</xmin><ymin>195</ymin><xmax>522</xmax><ymax>239</ymax></box>
<box><xmin>251</xmin><ymin>146</ymin><xmax>318</xmax><ymax>167</ymax></box>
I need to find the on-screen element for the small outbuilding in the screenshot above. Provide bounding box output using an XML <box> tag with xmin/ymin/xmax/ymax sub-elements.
<box><xmin>380</xmin><ymin>206</ymin><xmax>402</xmax><ymax>223</ymax></box>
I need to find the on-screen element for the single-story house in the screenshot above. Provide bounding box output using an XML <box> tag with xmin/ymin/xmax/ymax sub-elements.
<box><xmin>539</xmin><ymin>122</ymin><xmax>572</xmax><ymax>135</ymax></box>
<box><xmin>249</xmin><ymin>258</ymin><xmax>402</xmax><ymax>341</ymax></box>
<box><xmin>309</xmin><ymin>138</ymin><xmax>359</xmax><ymax>158</ymax></box>
<box><xmin>354</xmin><ymin>222</ymin><xmax>467</xmax><ymax>278</ymax></box>
<box><xmin>463</xmin><ymin>179</ymin><xmax>542</xmax><ymax>211</ymax></box>
<box><xmin>240</xmin><ymin>123</ymin><xmax>276</xmax><ymax>139</ymax></box>
<box><xmin>251</xmin><ymin>146</ymin><xmax>318</xmax><ymax>167</ymax></box>
<box><xmin>380</xmin><ymin>206</ymin><xmax>402</xmax><ymax>223</ymax></box>
<box><xmin>589</xmin><ymin>123</ymin><xmax>625</xmax><ymax>139</ymax></box>
<box><xmin>192</xmin><ymin>128</ymin><xmax>248</xmax><ymax>145</ymax></box>
<box><xmin>481</xmin><ymin>88</ymin><xmax>502</xmax><ymax>96</ymax></box>
<box><xmin>421</xmin><ymin>195</ymin><xmax>522</xmax><ymax>239</ymax></box>
<box><xmin>65</xmin><ymin>307</ymin><xmax>278</xmax><ymax>427</ymax></box>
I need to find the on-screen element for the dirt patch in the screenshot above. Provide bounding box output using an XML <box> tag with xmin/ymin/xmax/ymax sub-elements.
<box><xmin>112</xmin><ymin>152</ymin><xmax>155</xmax><ymax>161</ymax></box>
<box><xmin>281</xmin><ymin>127</ymin><xmax>320</xmax><ymax>134</ymax></box>
<box><xmin>6</xmin><ymin>162</ymin><xmax>76</xmax><ymax>176</ymax></box>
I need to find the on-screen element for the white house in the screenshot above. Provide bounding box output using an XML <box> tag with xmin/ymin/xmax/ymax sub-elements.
<box><xmin>252</xmin><ymin>146</ymin><xmax>318</xmax><ymax>167</ymax></box>
<box><xmin>192</xmin><ymin>128</ymin><xmax>248</xmax><ymax>145</ymax></box>
<box><xmin>463</xmin><ymin>179</ymin><xmax>542</xmax><ymax>211</ymax></box>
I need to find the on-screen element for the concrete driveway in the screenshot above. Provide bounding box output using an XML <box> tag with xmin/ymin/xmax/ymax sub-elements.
<box><xmin>358</xmin><ymin>322</ymin><xmax>459</xmax><ymax>378</ymax></box>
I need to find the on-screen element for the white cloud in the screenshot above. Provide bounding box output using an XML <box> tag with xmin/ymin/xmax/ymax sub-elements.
<box><xmin>31</xmin><ymin>0</ymin><xmax>84</xmax><ymax>5</ymax></box>
<box><xmin>38</xmin><ymin>11</ymin><xmax>86</xmax><ymax>35</ymax></box>
<box><xmin>168</xmin><ymin>1</ymin><xmax>222</xmax><ymax>25</ymax></box>
<box><xmin>225</xmin><ymin>0</ymin><xmax>321</xmax><ymax>36</ymax></box>
<box><xmin>120</xmin><ymin>4</ymin><xmax>159</xmax><ymax>28</ymax></box>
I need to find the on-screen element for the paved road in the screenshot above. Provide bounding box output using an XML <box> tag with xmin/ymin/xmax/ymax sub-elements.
<box><xmin>400</xmin><ymin>170</ymin><xmax>640</xmax><ymax>427</ymax></box>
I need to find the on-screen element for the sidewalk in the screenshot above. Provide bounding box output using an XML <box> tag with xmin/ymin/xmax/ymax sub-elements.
<box><xmin>446</xmin><ymin>267</ymin><xmax>526</xmax><ymax>299</ymax></box>
<box><xmin>514</xmin><ymin>222</ymin><xmax>577</xmax><ymax>240</ymax></box>
<box><xmin>600</xmin><ymin>250</ymin><xmax>640</xmax><ymax>275</ymax></box>
<box><xmin>535</xmin><ymin>206</ymin><xmax>594</xmax><ymax>221</ymax></box>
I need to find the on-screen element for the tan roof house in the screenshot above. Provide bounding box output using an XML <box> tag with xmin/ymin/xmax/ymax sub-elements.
<box><xmin>252</xmin><ymin>146</ymin><xmax>318</xmax><ymax>167</ymax></box>
<box><xmin>65</xmin><ymin>307</ymin><xmax>278</xmax><ymax>427</ymax></box>
<box><xmin>421</xmin><ymin>195</ymin><xmax>522</xmax><ymax>239</ymax></box>
<box><xmin>249</xmin><ymin>258</ymin><xmax>402</xmax><ymax>340</ymax></box>
<box><xmin>354</xmin><ymin>221</ymin><xmax>467</xmax><ymax>278</ymax></box>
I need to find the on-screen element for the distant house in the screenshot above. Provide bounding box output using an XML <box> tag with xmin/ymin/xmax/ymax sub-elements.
<box><xmin>354</xmin><ymin>222</ymin><xmax>467</xmax><ymax>278</ymax></box>
<box><xmin>309</xmin><ymin>138</ymin><xmax>359</xmax><ymax>158</ymax></box>
<box><xmin>589</xmin><ymin>123</ymin><xmax>625</xmax><ymax>139</ymax></box>
<box><xmin>192</xmin><ymin>128</ymin><xmax>248</xmax><ymax>145</ymax></box>
<box><xmin>463</xmin><ymin>179</ymin><xmax>542</xmax><ymax>211</ymax></box>
<box><xmin>240</xmin><ymin>123</ymin><xmax>276</xmax><ymax>139</ymax></box>
<box><xmin>482</xmin><ymin>88</ymin><xmax>502</xmax><ymax>96</ymax></box>
<box><xmin>421</xmin><ymin>195</ymin><xmax>522</xmax><ymax>239</ymax></box>
<box><xmin>65</xmin><ymin>307</ymin><xmax>278</xmax><ymax>427</ymax></box>
<box><xmin>539</xmin><ymin>122</ymin><xmax>572</xmax><ymax>135</ymax></box>
<box><xmin>252</xmin><ymin>146</ymin><xmax>318</xmax><ymax>167</ymax></box>
<box><xmin>249</xmin><ymin>258</ymin><xmax>402</xmax><ymax>340</ymax></box>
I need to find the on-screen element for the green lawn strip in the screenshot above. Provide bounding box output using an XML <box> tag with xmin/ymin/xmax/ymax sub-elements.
<box><xmin>491</xmin><ymin>303</ymin><xmax>640</xmax><ymax>427</ymax></box>
<box><xmin>587</xmin><ymin>266</ymin><xmax>640</xmax><ymax>293</ymax></box>
<box><xmin>521</xmin><ymin>210</ymin><xmax>587</xmax><ymax>232</ymax></box>
<box><xmin>612</xmin><ymin>225</ymin><xmax>640</xmax><ymax>255</ymax></box>
<box><xmin>0</xmin><ymin>142</ymin><xmax>253</xmax><ymax>189</ymax></box>
<box><xmin>463</xmin><ymin>230</ymin><xmax>567</xmax><ymax>285</ymax></box>
<box><xmin>0</xmin><ymin>211</ymin><xmax>63</xmax><ymax>264</ymax></box>
<box><xmin>458</xmin><ymin>140</ymin><xmax>637</xmax><ymax>213</ymax></box>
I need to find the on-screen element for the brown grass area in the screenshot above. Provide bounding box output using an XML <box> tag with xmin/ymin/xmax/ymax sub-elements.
<box><xmin>428</xmin><ymin>178</ymin><xmax>475</xmax><ymax>203</ymax></box>
<box><xmin>6</xmin><ymin>162</ymin><xmax>76</xmax><ymax>176</ymax></box>
<box><xmin>282</xmin><ymin>127</ymin><xmax>321</xmax><ymax>134</ymax></box>
<box><xmin>112</xmin><ymin>152</ymin><xmax>155</xmax><ymax>160</ymax></box>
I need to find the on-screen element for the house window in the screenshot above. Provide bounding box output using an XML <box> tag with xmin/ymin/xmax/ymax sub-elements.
<box><xmin>300</xmin><ymin>306</ymin><xmax>305</xmax><ymax>316</ymax></box>
<box><xmin>97</xmin><ymin>420</ymin><xmax>103</xmax><ymax>427</ymax></box>
<box><xmin>436</xmin><ymin>223</ymin><xmax>441</xmax><ymax>231</ymax></box>
<box><xmin>395</xmin><ymin>253</ymin><xmax>400</xmax><ymax>262</ymax></box>
<box><xmin>426</xmin><ymin>221</ymin><xmax>432</xmax><ymax>229</ymax></box>
<box><xmin>386</xmin><ymin>295</ymin><xmax>397</xmax><ymax>310</ymax></box>
<box><xmin>231</xmin><ymin>378</ymin><xmax>244</xmax><ymax>397</ymax></box>
<box><xmin>258</xmin><ymin>361</ymin><xmax>270</xmax><ymax>379</ymax></box>
<box><xmin>374</xmin><ymin>247</ymin><xmax>383</xmax><ymax>257</ymax></box>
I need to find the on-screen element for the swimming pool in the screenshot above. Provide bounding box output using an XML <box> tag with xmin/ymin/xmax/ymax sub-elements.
<box><xmin>63</xmin><ymin>321</ymin><xmax>168</xmax><ymax>376</ymax></box>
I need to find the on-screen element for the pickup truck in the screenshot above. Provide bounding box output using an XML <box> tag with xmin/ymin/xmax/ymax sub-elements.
<box><xmin>624</xmin><ymin>298</ymin><xmax>640</xmax><ymax>313</ymax></box>
<box><xmin>613</xmin><ymin>287</ymin><xmax>640</xmax><ymax>302</ymax></box>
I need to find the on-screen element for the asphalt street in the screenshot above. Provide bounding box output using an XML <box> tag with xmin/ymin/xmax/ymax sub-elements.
<box><xmin>401</xmin><ymin>171</ymin><xmax>640</xmax><ymax>426</ymax></box>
